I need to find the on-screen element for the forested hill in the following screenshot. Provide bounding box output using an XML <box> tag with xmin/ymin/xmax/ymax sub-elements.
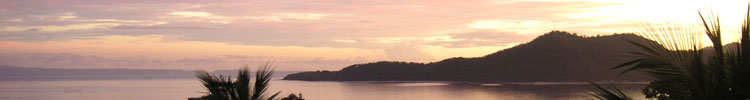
<box><xmin>283</xmin><ymin>31</ymin><xmax>651</xmax><ymax>82</ymax></box>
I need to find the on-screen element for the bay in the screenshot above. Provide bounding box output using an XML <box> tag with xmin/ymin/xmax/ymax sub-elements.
<box><xmin>0</xmin><ymin>78</ymin><xmax>646</xmax><ymax>100</ymax></box>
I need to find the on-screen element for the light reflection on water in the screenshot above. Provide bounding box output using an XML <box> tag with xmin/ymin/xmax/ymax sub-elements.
<box><xmin>277</xmin><ymin>80</ymin><xmax>646</xmax><ymax>100</ymax></box>
<box><xmin>0</xmin><ymin>79</ymin><xmax>646</xmax><ymax>100</ymax></box>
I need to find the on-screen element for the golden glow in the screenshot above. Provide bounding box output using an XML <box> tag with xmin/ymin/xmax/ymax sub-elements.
<box><xmin>467</xmin><ymin>20</ymin><xmax>549</xmax><ymax>34</ymax></box>
<box><xmin>244</xmin><ymin>13</ymin><xmax>328</xmax><ymax>22</ymax></box>
<box><xmin>422</xmin><ymin>43</ymin><xmax>521</xmax><ymax>59</ymax></box>
<box><xmin>332</xmin><ymin>39</ymin><xmax>358</xmax><ymax>43</ymax></box>
<box><xmin>572</xmin><ymin>0</ymin><xmax>747</xmax><ymax>47</ymax></box>
<box><xmin>468</xmin><ymin>20</ymin><xmax>506</xmax><ymax>29</ymax></box>
<box><xmin>167</xmin><ymin>11</ymin><xmax>218</xmax><ymax>18</ymax></box>
<box><xmin>0</xmin><ymin>35</ymin><xmax>386</xmax><ymax>60</ymax></box>
<box><xmin>424</xmin><ymin>36</ymin><xmax>464</xmax><ymax>42</ymax></box>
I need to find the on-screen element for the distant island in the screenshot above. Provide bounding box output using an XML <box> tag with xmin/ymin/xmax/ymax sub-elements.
<box><xmin>283</xmin><ymin>31</ymin><xmax>652</xmax><ymax>82</ymax></box>
<box><xmin>0</xmin><ymin>65</ymin><xmax>295</xmax><ymax>81</ymax></box>
<box><xmin>0</xmin><ymin>65</ymin><xmax>196</xmax><ymax>81</ymax></box>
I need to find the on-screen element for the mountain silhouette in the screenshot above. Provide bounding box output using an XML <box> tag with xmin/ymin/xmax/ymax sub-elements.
<box><xmin>283</xmin><ymin>31</ymin><xmax>651</xmax><ymax>82</ymax></box>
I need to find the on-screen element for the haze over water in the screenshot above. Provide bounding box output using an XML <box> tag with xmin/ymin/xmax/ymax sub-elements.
<box><xmin>0</xmin><ymin>75</ymin><xmax>646</xmax><ymax>100</ymax></box>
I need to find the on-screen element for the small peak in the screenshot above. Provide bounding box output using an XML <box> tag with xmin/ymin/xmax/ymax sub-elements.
<box><xmin>603</xmin><ymin>33</ymin><xmax>639</xmax><ymax>37</ymax></box>
<box><xmin>543</xmin><ymin>31</ymin><xmax>578</xmax><ymax>37</ymax></box>
<box><xmin>533</xmin><ymin>31</ymin><xmax>582</xmax><ymax>41</ymax></box>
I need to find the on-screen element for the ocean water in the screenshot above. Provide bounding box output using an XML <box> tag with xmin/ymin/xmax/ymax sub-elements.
<box><xmin>0</xmin><ymin>76</ymin><xmax>647</xmax><ymax>100</ymax></box>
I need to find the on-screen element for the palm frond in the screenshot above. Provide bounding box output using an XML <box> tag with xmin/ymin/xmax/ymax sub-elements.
<box><xmin>698</xmin><ymin>11</ymin><xmax>725</xmax><ymax>62</ymax></box>
<box><xmin>195</xmin><ymin>62</ymin><xmax>281</xmax><ymax>100</ymax></box>
<box><xmin>266</xmin><ymin>92</ymin><xmax>280</xmax><ymax>100</ymax></box>
<box><xmin>237</xmin><ymin>66</ymin><xmax>251</xmax><ymax>100</ymax></box>
<box><xmin>733</xmin><ymin>3</ymin><xmax>750</xmax><ymax>98</ymax></box>
<box><xmin>196</xmin><ymin>71</ymin><xmax>234</xmax><ymax>100</ymax></box>
<box><xmin>252</xmin><ymin>63</ymin><xmax>276</xmax><ymax>100</ymax></box>
<box><xmin>610</xmin><ymin>5</ymin><xmax>750</xmax><ymax>99</ymax></box>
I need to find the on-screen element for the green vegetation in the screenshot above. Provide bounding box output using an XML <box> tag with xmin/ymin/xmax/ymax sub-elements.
<box><xmin>591</xmin><ymin>6</ymin><xmax>750</xmax><ymax>100</ymax></box>
<box><xmin>195</xmin><ymin>63</ymin><xmax>280</xmax><ymax>100</ymax></box>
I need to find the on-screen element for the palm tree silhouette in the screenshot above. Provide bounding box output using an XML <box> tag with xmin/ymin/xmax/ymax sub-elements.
<box><xmin>592</xmin><ymin>5</ymin><xmax>750</xmax><ymax>100</ymax></box>
<box><xmin>196</xmin><ymin>63</ymin><xmax>280</xmax><ymax>100</ymax></box>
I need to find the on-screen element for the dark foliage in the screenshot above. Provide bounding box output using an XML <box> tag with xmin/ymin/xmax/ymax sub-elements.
<box><xmin>196</xmin><ymin>63</ymin><xmax>280</xmax><ymax>100</ymax></box>
<box><xmin>279</xmin><ymin>93</ymin><xmax>304</xmax><ymax>100</ymax></box>
<box><xmin>596</xmin><ymin>5</ymin><xmax>750</xmax><ymax>100</ymax></box>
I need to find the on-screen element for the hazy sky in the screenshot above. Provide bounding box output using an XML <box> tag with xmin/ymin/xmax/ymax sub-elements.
<box><xmin>0</xmin><ymin>0</ymin><xmax>746</xmax><ymax>71</ymax></box>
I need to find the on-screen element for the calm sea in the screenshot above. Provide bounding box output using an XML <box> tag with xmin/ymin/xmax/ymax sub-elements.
<box><xmin>0</xmin><ymin>75</ymin><xmax>647</xmax><ymax>100</ymax></box>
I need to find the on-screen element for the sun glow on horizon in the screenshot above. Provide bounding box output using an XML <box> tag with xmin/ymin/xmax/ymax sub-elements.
<box><xmin>1</xmin><ymin>0</ymin><xmax>749</xmax><ymax>70</ymax></box>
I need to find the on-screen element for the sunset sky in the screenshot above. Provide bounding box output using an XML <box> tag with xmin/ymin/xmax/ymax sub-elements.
<box><xmin>0</xmin><ymin>0</ymin><xmax>746</xmax><ymax>71</ymax></box>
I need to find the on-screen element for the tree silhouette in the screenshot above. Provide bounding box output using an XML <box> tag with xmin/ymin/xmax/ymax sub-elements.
<box><xmin>592</xmin><ymin>5</ymin><xmax>750</xmax><ymax>100</ymax></box>
<box><xmin>196</xmin><ymin>63</ymin><xmax>280</xmax><ymax>100</ymax></box>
